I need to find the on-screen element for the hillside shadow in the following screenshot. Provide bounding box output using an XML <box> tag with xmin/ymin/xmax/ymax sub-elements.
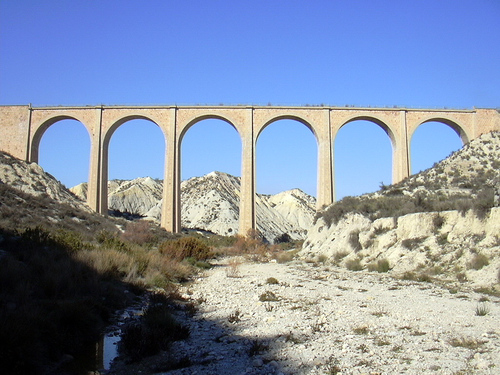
<box><xmin>0</xmin><ymin>226</ymin><xmax>142</xmax><ymax>375</ymax></box>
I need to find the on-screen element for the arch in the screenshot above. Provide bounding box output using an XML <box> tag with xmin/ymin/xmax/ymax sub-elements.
<box><xmin>410</xmin><ymin>120</ymin><xmax>463</xmax><ymax>174</ymax></box>
<box><xmin>30</xmin><ymin>115</ymin><xmax>92</xmax><ymax>163</ymax></box>
<box><xmin>179</xmin><ymin>117</ymin><xmax>242</xmax><ymax>235</ymax></box>
<box><xmin>336</xmin><ymin>115</ymin><xmax>397</xmax><ymax>149</ymax></box>
<box><xmin>411</xmin><ymin>117</ymin><xmax>469</xmax><ymax>145</ymax></box>
<box><xmin>334</xmin><ymin>118</ymin><xmax>393</xmax><ymax>199</ymax></box>
<box><xmin>103</xmin><ymin>114</ymin><xmax>166</xmax><ymax>150</ymax></box>
<box><xmin>256</xmin><ymin>115</ymin><xmax>318</xmax><ymax>143</ymax></box>
<box><xmin>256</xmin><ymin>118</ymin><xmax>317</xmax><ymax>197</ymax></box>
<box><xmin>178</xmin><ymin>114</ymin><xmax>241</xmax><ymax>143</ymax></box>
<box><xmin>37</xmin><ymin>118</ymin><xmax>91</xmax><ymax>188</ymax></box>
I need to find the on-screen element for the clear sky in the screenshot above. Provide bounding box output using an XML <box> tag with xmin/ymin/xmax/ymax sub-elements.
<box><xmin>1</xmin><ymin>0</ymin><xmax>499</xmax><ymax>199</ymax></box>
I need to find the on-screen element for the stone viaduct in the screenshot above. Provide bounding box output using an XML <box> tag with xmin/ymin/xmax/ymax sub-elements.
<box><xmin>1</xmin><ymin>105</ymin><xmax>499</xmax><ymax>235</ymax></box>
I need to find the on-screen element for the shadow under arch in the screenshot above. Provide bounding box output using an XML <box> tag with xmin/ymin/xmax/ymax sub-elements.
<box><xmin>334</xmin><ymin>117</ymin><xmax>393</xmax><ymax>199</ymax></box>
<box><xmin>255</xmin><ymin>117</ymin><xmax>317</xmax><ymax>197</ymax></box>
<box><xmin>30</xmin><ymin>115</ymin><xmax>92</xmax><ymax>164</ymax></box>
<box><xmin>410</xmin><ymin>120</ymin><xmax>464</xmax><ymax>174</ymax></box>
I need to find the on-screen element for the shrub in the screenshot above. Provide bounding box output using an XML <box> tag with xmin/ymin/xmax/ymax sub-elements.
<box><xmin>345</xmin><ymin>258</ymin><xmax>363</xmax><ymax>271</ymax></box>
<box><xmin>120</xmin><ymin>220</ymin><xmax>154</xmax><ymax>245</ymax></box>
<box><xmin>266</xmin><ymin>277</ymin><xmax>279</xmax><ymax>285</ymax></box>
<box><xmin>367</xmin><ymin>259</ymin><xmax>390</xmax><ymax>273</ymax></box>
<box><xmin>467</xmin><ymin>253</ymin><xmax>489</xmax><ymax>270</ymax></box>
<box><xmin>348</xmin><ymin>230</ymin><xmax>362</xmax><ymax>252</ymax></box>
<box><xmin>259</xmin><ymin>291</ymin><xmax>279</xmax><ymax>302</ymax></box>
<box><xmin>401</xmin><ymin>237</ymin><xmax>425</xmax><ymax>250</ymax></box>
<box><xmin>432</xmin><ymin>214</ymin><xmax>445</xmax><ymax>230</ymax></box>
<box><xmin>159</xmin><ymin>236</ymin><xmax>213</xmax><ymax>261</ymax></box>
<box><xmin>119</xmin><ymin>296</ymin><xmax>189</xmax><ymax>361</ymax></box>
<box><xmin>274</xmin><ymin>233</ymin><xmax>292</xmax><ymax>244</ymax></box>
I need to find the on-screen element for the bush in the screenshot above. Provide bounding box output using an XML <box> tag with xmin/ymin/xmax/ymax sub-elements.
<box><xmin>119</xmin><ymin>296</ymin><xmax>189</xmax><ymax>361</ymax></box>
<box><xmin>159</xmin><ymin>237</ymin><xmax>213</xmax><ymax>261</ymax></box>
<box><xmin>121</xmin><ymin>220</ymin><xmax>154</xmax><ymax>245</ymax></box>
<box><xmin>345</xmin><ymin>258</ymin><xmax>363</xmax><ymax>271</ymax></box>
<box><xmin>468</xmin><ymin>253</ymin><xmax>490</xmax><ymax>270</ymax></box>
<box><xmin>348</xmin><ymin>230</ymin><xmax>362</xmax><ymax>252</ymax></box>
<box><xmin>367</xmin><ymin>259</ymin><xmax>390</xmax><ymax>273</ymax></box>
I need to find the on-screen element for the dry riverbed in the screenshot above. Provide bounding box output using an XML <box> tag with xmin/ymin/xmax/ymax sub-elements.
<box><xmin>109</xmin><ymin>258</ymin><xmax>500</xmax><ymax>375</ymax></box>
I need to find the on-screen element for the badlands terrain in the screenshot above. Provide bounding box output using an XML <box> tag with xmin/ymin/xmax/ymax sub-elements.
<box><xmin>0</xmin><ymin>131</ymin><xmax>499</xmax><ymax>374</ymax></box>
<box><xmin>71</xmin><ymin>171</ymin><xmax>316</xmax><ymax>243</ymax></box>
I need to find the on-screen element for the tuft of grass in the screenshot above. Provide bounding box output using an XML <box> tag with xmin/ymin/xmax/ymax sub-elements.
<box><xmin>353</xmin><ymin>325</ymin><xmax>370</xmax><ymax>335</ymax></box>
<box><xmin>475</xmin><ymin>303</ymin><xmax>490</xmax><ymax>316</ymax></box>
<box><xmin>259</xmin><ymin>291</ymin><xmax>279</xmax><ymax>302</ymax></box>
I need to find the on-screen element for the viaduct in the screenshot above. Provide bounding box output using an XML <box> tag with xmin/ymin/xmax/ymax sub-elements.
<box><xmin>1</xmin><ymin>105</ymin><xmax>499</xmax><ymax>235</ymax></box>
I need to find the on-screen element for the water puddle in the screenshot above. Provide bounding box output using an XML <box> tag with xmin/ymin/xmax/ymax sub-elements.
<box><xmin>62</xmin><ymin>303</ymin><xmax>145</xmax><ymax>374</ymax></box>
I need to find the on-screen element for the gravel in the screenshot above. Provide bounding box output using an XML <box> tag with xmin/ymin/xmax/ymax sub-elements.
<box><xmin>113</xmin><ymin>257</ymin><xmax>500</xmax><ymax>375</ymax></box>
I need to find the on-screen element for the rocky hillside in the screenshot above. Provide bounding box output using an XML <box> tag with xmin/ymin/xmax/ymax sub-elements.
<box><xmin>0</xmin><ymin>152</ymin><xmax>90</xmax><ymax>212</ymax></box>
<box><xmin>72</xmin><ymin>172</ymin><xmax>317</xmax><ymax>243</ymax></box>
<box><xmin>303</xmin><ymin>131</ymin><xmax>500</xmax><ymax>288</ymax></box>
<box><xmin>0</xmin><ymin>151</ymin><xmax>118</xmax><ymax>235</ymax></box>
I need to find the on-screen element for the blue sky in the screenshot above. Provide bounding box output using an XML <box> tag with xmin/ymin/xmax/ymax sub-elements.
<box><xmin>1</xmin><ymin>0</ymin><xmax>499</xmax><ymax>199</ymax></box>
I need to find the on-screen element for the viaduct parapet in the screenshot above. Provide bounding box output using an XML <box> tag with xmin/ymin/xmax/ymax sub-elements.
<box><xmin>1</xmin><ymin>105</ymin><xmax>499</xmax><ymax>235</ymax></box>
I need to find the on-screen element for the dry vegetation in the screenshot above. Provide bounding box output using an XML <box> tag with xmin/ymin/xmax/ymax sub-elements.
<box><xmin>0</xmin><ymin>182</ymin><xmax>299</xmax><ymax>374</ymax></box>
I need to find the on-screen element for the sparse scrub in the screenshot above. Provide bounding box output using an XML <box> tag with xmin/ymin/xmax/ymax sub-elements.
<box><xmin>266</xmin><ymin>277</ymin><xmax>279</xmax><ymax>285</ymax></box>
<box><xmin>467</xmin><ymin>253</ymin><xmax>490</xmax><ymax>270</ymax></box>
<box><xmin>348</xmin><ymin>230</ymin><xmax>362</xmax><ymax>251</ymax></box>
<box><xmin>345</xmin><ymin>257</ymin><xmax>363</xmax><ymax>271</ymax></box>
<box><xmin>475</xmin><ymin>303</ymin><xmax>490</xmax><ymax>316</ymax></box>
<box><xmin>259</xmin><ymin>291</ymin><xmax>279</xmax><ymax>302</ymax></box>
<box><xmin>159</xmin><ymin>236</ymin><xmax>213</xmax><ymax>261</ymax></box>
<box><xmin>367</xmin><ymin>258</ymin><xmax>390</xmax><ymax>273</ymax></box>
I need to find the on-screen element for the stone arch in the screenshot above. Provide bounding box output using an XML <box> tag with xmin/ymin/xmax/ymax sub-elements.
<box><xmin>409</xmin><ymin>118</ymin><xmax>465</xmax><ymax>174</ymax></box>
<box><xmin>410</xmin><ymin>117</ymin><xmax>469</xmax><ymax>145</ymax></box>
<box><xmin>103</xmin><ymin>115</ymin><xmax>166</xmax><ymax>151</ymax></box>
<box><xmin>255</xmin><ymin>115</ymin><xmax>319</xmax><ymax>144</ymax></box>
<box><xmin>255</xmin><ymin>116</ymin><xmax>319</xmax><ymax>195</ymax></box>
<box><xmin>178</xmin><ymin>114</ymin><xmax>242</xmax><ymax>143</ymax></box>
<box><xmin>334</xmin><ymin>116</ymin><xmax>394</xmax><ymax>198</ymax></box>
<box><xmin>30</xmin><ymin>115</ymin><xmax>92</xmax><ymax>163</ymax></box>
<box><xmin>335</xmin><ymin>115</ymin><xmax>397</xmax><ymax>150</ymax></box>
<box><xmin>178</xmin><ymin>115</ymin><xmax>242</xmax><ymax>235</ymax></box>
